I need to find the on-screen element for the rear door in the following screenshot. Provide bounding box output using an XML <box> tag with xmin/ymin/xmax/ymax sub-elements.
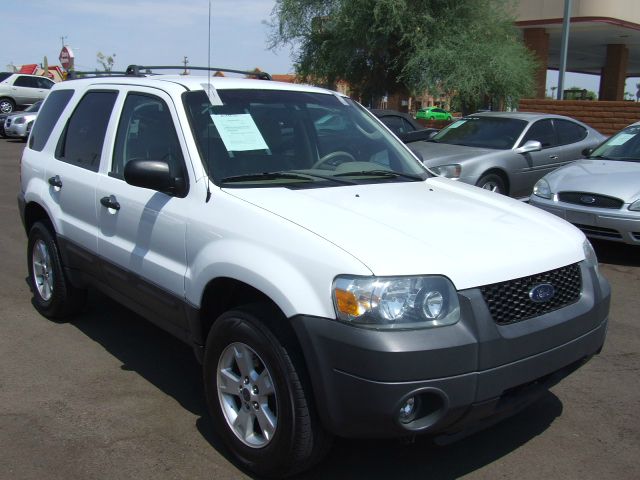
<box><xmin>46</xmin><ymin>89</ymin><xmax>119</xmax><ymax>279</ymax></box>
<box><xmin>95</xmin><ymin>88</ymin><xmax>190</xmax><ymax>332</ymax></box>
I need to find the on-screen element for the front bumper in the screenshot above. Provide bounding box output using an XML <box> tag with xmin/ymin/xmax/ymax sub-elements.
<box><xmin>291</xmin><ymin>263</ymin><xmax>610</xmax><ymax>438</ymax></box>
<box><xmin>530</xmin><ymin>195</ymin><xmax>640</xmax><ymax>245</ymax></box>
<box><xmin>5</xmin><ymin>122</ymin><xmax>28</xmax><ymax>138</ymax></box>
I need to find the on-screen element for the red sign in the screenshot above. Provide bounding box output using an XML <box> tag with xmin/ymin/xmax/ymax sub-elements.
<box><xmin>59</xmin><ymin>46</ymin><xmax>74</xmax><ymax>71</ymax></box>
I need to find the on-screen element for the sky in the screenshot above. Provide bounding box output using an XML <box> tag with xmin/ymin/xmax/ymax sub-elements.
<box><xmin>4</xmin><ymin>0</ymin><xmax>639</xmax><ymax>98</ymax></box>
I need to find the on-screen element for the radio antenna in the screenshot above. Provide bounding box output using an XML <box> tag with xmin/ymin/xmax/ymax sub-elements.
<box><xmin>205</xmin><ymin>0</ymin><xmax>212</xmax><ymax>202</ymax></box>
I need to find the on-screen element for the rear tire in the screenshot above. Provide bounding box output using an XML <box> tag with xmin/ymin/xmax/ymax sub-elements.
<box><xmin>27</xmin><ymin>221</ymin><xmax>87</xmax><ymax>319</ymax></box>
<box><xmin>203</xmin><ymin>306</ymin><xmax>331</xmax><ymax>477</ymax></box>
<box><xmin>476</xmin><ymin>173</ymin><xmax>507</xmax><ymax>195</ymax></box>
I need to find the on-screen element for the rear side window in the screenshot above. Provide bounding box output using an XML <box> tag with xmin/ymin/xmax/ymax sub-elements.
<box><xmin>29</xmin><ymin>90</ymin><xmax>74</xmax><ymax>151</ymax></box>
<box><xmin>380</xmin><ymin>115</ymin><xmax>415</xmax><ymax>135</ymax></box>
<box><xmin>555</xmin><ymin>119</ymin><xmax>587</xmax><ymax>145</ymax></box>
<box><xmin>56</xmin><ymin>91</ymin><xmax>117</xmax><ymax>172</ymax></box>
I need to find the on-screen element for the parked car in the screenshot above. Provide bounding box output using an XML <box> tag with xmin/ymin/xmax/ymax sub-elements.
<box><xmin>371</xmin><ymin>108</ymin><xmax>438</xmax><ymax>143</ymax></box>
<box><xmin>416</xmin><ymin>106</ymin><xmax>452</xmax><ymax>121</ymax></box>
<box><xmin>0</xmin><ymin>72</ymin><xmax>54</xmax><ymax>114</ymax></box>
<box><xmin>18</xmin><ymin>67</ymin><xmax>609</xmax><ymax>478</ymax></box>
<box><xmin>409</xmin><ymin>112</ymin><xmax>606</xmax><ymax>198</ymax></box>
<box><xmin>530</xmin><ymin>122</ymin><xmax>640</xmax><ymax>245</ymax></box>
<box><xmin>2</xmin><ymin>100</ymin><xmax>42</xmax><ymax>140</ymax></box>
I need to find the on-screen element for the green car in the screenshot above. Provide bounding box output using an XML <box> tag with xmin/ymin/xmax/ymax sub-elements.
<box><xmin>416</xmin><ymin>106</ymin><xmax>452</xmax><ymax>121</ymax></box>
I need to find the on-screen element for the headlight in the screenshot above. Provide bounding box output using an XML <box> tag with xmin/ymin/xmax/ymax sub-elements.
<box><xmin>430</xmin><ymin>164</ymin><xmax>461</xmax><ymax>178</ymax></box>
<box><xmin>332</xmin><ymin>275</ymin><xmax>460</xmax><ymax>330</ymax></box>
<box><xmin>14</xmin><ymin>117</ymin><xmax>26</xmax><ymax>125</ymax></box>
<box><xmin>533</xmin><ymin>178</ymin><xmax>552</xmax><ymax>199</ymax></box>
<box><xmin>629</xmin><ymin>199</ymin><xmax>640</xmax><ymax>211</ymax></box>
<box><xmin>583</xmin><ymin>239</ymin><xmax>598</xmax><ymax>271</ymax></box>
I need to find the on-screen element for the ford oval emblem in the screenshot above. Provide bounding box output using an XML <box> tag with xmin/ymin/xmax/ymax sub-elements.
<box><xmin>580</xmin><ymin>195</ymin><xmax>596</xmax><ymax>204</ymax></box>
<box><xmin>529</xmin><ymin>283</ymin><xmax>556</xmax><ymax>303</ymax></box>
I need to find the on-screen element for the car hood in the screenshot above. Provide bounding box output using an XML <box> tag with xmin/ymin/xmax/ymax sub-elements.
<box><xmin>546</xmin><ymin>159</ymin><xmax>640</xmax><ymax>202</ymax></box>
<box><xmin>409</xmin><ymin>142</ymin><xmax>500</xmax><ymax>167</ymax></box>
<box><xmin>224</xmin><ymin>178</ymin><xmax>584</xmax><ymax>290</ymax></box>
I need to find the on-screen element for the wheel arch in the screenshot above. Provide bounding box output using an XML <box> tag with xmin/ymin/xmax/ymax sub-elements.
<box><xmin>23</xmin><ymin>201</ymin><xmax>53</xmax><ymax>235</ymax></box>
<box><xmin>477</xmin><ymin>168</ymin><xmax>510</xmax><ymax>195</ymax></box>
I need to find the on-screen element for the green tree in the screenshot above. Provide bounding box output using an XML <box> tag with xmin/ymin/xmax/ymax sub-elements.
<box><xmin>269</xmin><ymin>0</ymin><xmax>536</xmax><ymax>112</ymax></box>
<box><xmin>96</xmin><ymin>52</ymin><xmax>116</xmax><ymax>72</ymax></box>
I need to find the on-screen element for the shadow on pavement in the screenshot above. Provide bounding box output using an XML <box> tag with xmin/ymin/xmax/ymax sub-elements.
<box><xmin>591</xmin><ymin>239</ymin><xmax>640</xmax><ymax>267</ymax></box>
<box><xmin>71</xmin><ymin>290</ymin><xmax>564</xmax><ymax>479</ymax></box>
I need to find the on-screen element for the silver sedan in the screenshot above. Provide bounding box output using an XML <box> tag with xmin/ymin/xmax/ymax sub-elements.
<box><xmin>530</xmin><ymin>122</ymin><xmax>640</xmax><ymax>246</ymax></box>
<box><xmin>409</xmin><ymin>112</ymin><xmax>605</xmax><ymax>198</ymax></box>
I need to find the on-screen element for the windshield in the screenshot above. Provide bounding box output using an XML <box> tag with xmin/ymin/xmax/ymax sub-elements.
<box><xmin>430</xmin><ymin>116</ymin><xmax>527</xmax><ymax>149</ymax></box>
<box><xmin>589</xmin><ymin>125</ymin><xmax>640</xmax><ymax>162</ymax></box>
<box><xmin>24</xmin><ymin>101</ymin><xmax>42</xmax><ymax>113</ymax></box>
<box><xmin>183</xmin><ymin>89</ymin><xmax>428</xmax><ymax>187</ymax></box>
<box><xmin>0</xmin><ymin>72</ymin><xmax>11</xmax><ymax>82</ymax></box>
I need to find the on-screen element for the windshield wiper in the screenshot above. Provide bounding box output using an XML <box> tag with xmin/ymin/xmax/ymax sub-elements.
<box><xmin>588</xmin><ymin>155</ymin><xmax>611</xmax><ymax>160</ymax></box>
<box><xmin>221</xmin><ymin>171</ymin><xmax>355</xmax><ymax>185</ymax></box>
<box><xmin>333</xmin><ymin>169</ymin><xmax>424</xmax><ymax>181</ymax></box>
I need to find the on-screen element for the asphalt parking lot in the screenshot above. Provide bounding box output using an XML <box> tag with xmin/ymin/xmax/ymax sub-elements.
<box><xmin>1</xmin><ymin>138</ymin><xmax>638</xmax><ymax>479</ymax></box>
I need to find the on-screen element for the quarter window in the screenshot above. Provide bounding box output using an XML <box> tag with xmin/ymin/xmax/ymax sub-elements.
<box><xmin>55</xmin><ymin>91</ymin><xmax>118</xmax><ymax>171</ymax></box>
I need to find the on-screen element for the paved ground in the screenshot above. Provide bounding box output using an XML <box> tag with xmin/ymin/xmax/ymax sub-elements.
<box><xmin>1</xmin><ymin>138</ymin><xmax>638</xmax><ymax>479</ymax></box>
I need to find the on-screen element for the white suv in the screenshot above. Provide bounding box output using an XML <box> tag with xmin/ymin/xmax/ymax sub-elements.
<box><xmin>18</xmin><ymin>67</ymin><xmax>610</xmax><ymax>478</ymax></box>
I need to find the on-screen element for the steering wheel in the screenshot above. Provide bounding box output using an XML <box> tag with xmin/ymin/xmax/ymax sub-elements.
<box><xmin>312</xmin><ymin>151</ymin><xmax>357</xmax><ymax>169</ymax></box>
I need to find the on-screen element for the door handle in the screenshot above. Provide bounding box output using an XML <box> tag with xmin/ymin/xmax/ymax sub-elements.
<box><xmin>48</xmin><ymin>175</ymin><xmax>62</xmax><ymax>188</ymax></box>
<box><xmin>548</xmin><ymin>155</ymin><xmax>559</xmax><ymax>160</ymax></box>
<box><xmin>100</xmin><ymin>195</ymin><xmax>120</xmax><ymax>211</ymax></box>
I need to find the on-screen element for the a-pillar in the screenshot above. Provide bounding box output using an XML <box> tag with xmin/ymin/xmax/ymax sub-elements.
<box><xmin>599</xmin><ymin>44</ymin><xmax>628</xmax><ymax>101</ymax></box>
<box><xmin>523</xmin><ymin>28</ymin><xmax>549</xmax><ymax>99</ymax></box>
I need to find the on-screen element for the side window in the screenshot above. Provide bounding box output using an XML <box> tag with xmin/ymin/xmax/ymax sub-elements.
<box><xmin>112</xmin><ymin>93</ymin><xmax>185</xmax><ymax>180</ymax></box>
<box><xmin>37</xmin><ymin>77</ymin><xmax>54</xmax><ymax>90</ymax></box>
<box><xmin>14</xmin><ymin>76</ymin><xmax>38</xmax><ymax>88</ymax></box>
<box><xmin>521</xmin><ymin>119</ymin><xmax>557</xmax><ymax>148</ymax></box>
<box><xmin>380</xmin><ymin>115</ymin><xmax>405</xmax><ymax>135</ymax></box>
<box><xmin>29</xmin><ymin>89</ymin><xmax>74</xmax><ymax>151</ymax></box>
<box><xmin>56</xmin><ymin>91</ymin><xmax>117</xmax><ymax>172</ymax></box>
<box><xmin>555</xmin><ymin>119</ymin><xmax>587</xmax><ymax>145</ymax></box>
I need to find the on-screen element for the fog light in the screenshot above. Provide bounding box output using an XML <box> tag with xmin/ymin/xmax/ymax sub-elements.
<box><xmin>398</xmin><ymin>397</ymin><xmax>418</xmax><ymax>423</ymax></box>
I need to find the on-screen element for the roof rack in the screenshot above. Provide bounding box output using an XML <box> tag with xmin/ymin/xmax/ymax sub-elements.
<box><xmin>124</xmin><ymin>65</ymin><xmax>272</xmax><ymax>80</ymax></box>
<box><xmin>66</xmin><ymin>71</ymin><xmax>128</xmax><ymax>80</ymax></box>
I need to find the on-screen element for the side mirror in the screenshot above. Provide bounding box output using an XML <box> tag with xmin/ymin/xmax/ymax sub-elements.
<box><xmin>398</xmin><ymin>128</ymin><xmax>438</xmax><ymax>144</ymax></box>
<box><xmin>514</xmin><ymin>140</ymin><xmax>542</xmax><ymax>154</ymax></box>
<box><xmin>124</xmin><ymin>160</ymin><xmax>186</xmax><ymax>197</ymax></box>
<box><xmin>582</xmin><ymin>147</ymin><xmax>593</xmax><ymax>157</ymax></box>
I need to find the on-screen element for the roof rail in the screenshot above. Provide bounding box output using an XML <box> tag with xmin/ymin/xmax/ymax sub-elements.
<box><xmin>66</xmin><ymin>70</ymin><xmax>128</xmax><ymax>80</ymax></box>
<box><xmin>125</xmin><ymin>65</ymin><xmax>272</xmax><ymax>80</ymax></box>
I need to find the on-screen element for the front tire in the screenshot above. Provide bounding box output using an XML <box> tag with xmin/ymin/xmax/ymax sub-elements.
<box><xmin>476</xmin><ymin>173</ymin><xmax>507</xmax><ymax>194</ymax></box>
<box><xmin>203</xmin><ymin>307</ymin><xmax>331</xmax><ymax>477</ymax></box>
<box><xmin>27</xmin><ymin>221</ymin><xmax>86</xmax><ymax>319</ymax></box>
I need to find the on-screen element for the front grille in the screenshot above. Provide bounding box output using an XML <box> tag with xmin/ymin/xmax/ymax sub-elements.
<box><xmin>480</xmin><ymin>263</ymin><xmax>582</xmax><ymax>325</ymax></box>
<box><xmin>5</xmin><ymin>118</ymin><xmax>11</xmax><ymax>127</ymax></box>
<box><xmin>574</xmin><ymin>223</ymin><xmax>622</xmax><ymax>239</ymax></box>
<box><xmin>558</xmin><ymin>191</ymin><xmax>624</xmax><ymax>209</ymax></box>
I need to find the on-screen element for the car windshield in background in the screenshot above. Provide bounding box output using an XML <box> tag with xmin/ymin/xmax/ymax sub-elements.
<box><xmin>0</xmin><ymin>73</ymin><xmax>11</xmax><ymax>82</ymax></box>
<box><xmin>430</xmin><ymin>116</ymin><xmax>527</xmax><ymax>150</ymax></box>
<box><xmin>589</xmin><ymin>125</ymin><xmax>640</xmax><ymax>162</ymax></box>
<box><xmin>23</xmin><ymin>101</ymin><xmax>43</xmax><ymax>113</ymax></box>
<box><xmin>183</xmin><ymin>89</ymin><xmax>427</xmax><ymax>187</ymax></box>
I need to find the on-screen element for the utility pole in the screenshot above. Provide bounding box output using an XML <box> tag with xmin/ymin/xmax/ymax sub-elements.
<box><xmin>60</xmin><ymin>35</ymin><xmax>68</xmax><ymax>48</ymax></box>
<box><xmin>182</xmin><ymin>56</ymin><xmax>189</xmax><ymax>75</ymax></box>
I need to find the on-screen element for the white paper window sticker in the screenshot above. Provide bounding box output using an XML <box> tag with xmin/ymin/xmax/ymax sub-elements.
<box><xmin>607</xmin><ymin>132</ymin><xmax>635</xmax><ymax>146</ymax></box>
<box><xmin>210</xmin><ymin>114</ymin><xmax>269</xmax><ymax>152</ymax></box>
<box><xmin>448</xmin><ymin>120</ymin><xmax>466</xmax><ymax>129</ymax></box>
